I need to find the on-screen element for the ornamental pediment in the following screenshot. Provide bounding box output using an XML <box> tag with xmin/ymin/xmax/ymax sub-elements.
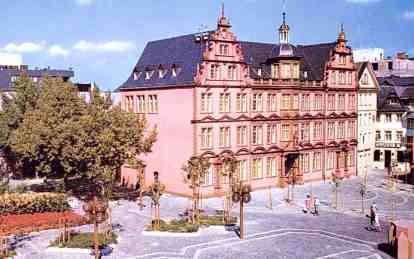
<box><xmin>235</xmin><ymin>148</ymin><xmax>250</xmax><ymax>155</ymax></box>
<box><xmin>251</xmin><ymin>146</ymin><xmax>267</xmax><ymax>154</ymax></box>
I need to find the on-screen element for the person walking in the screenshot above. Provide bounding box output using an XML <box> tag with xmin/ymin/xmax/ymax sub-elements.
<box><xmin>374</xmin><ymin>213</ymin><xmax>382</xmax><ymax>232</ymax></box>
<box><xmin>370</xmin><ymin>202</ymin><xmax>377</xmax><ymax>230</ymax></box>
<box><xmin>314</xmin><ymin>196</ymin><xmax>320</xmax><ymax>216</ymax></box>
<box><xmin>304</xmin><ymin>194</ymin><xmax>310</xmax><ymax>213</ymax></box>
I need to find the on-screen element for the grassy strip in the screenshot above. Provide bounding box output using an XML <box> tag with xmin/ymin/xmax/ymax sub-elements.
<box><xmin>146</xmin><ymin>214</ymin><xmax>238</xmax><ymax>233</ymax></box>
<box><xmin>1</xmin><ymin>250</ymin><xmax>17</xmax><ymax>258</ymax></box>
<box><xmin>50</xmin><ymin>232</ymin><xmax>117</xmax><ymax>249</ymax></box>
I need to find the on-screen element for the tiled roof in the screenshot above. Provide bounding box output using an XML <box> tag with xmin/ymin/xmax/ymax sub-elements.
<box><xmin>377</xmin><ymin>75</ymin><xmax>414</xmax><ymax>87</ymax></box>
<box><xmin>377</xmin><ymin>86</ymin><xmax>406</xmax><ymax>112</ymax></box>
<box><xmin>117</xmin><ymin>31</ymin><xmax>338</xmax><ymax>91</ymax></box>
<box><xmin>0</xmin><ymin>68</ymin><xmax>74</xmax><ymax>91</ymax></box>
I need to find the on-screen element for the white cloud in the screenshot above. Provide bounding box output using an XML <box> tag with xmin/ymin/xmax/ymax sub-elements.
<box><xmin>403</xmin><ymin>11</ymin><xmax>414</xmax><ymax>20</ymax></box>
<box><xmin>49</xmin><ymin>45</ymin><xmax>70</xmax><ymax>57</ymax></box>
<box><xmin>3</xmin><ymin>42</ymin><xmax>45</xmax><ymax>53</ymax></box>
<box><xmin>75</xmin><ymin>0</ymin><xmax>93</xmax><ymax>6</ymax></box>
<box><xmin>346</xmin><ymin>0</ymin><xmax>381</xmax><ymax>3</ymax></box>
<box><xmin>73</xmin><ymin>40</ymin><xmax>135</xmax><ymax>52</ymax></box>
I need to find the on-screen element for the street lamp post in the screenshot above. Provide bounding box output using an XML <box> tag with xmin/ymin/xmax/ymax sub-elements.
<box><xmin>360</xmin><ymin>167</ymin><xmax>368</xmax><ymax>215</ymax></box>
<box><xmin>232</xmin><ymin>181</ymin><xmax>252</xmax><ymax>240</ymax></box>
<box><xmin>83</xmin><ymin>196</ymin><xmax>108</xmax><ymax>259</ymax></box>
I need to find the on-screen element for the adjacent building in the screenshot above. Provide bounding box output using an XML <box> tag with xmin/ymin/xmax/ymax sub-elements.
<box><xmin>117</xmin><ymin>9</ymin><xmax>358</xmax><ymax>197</ymax></box>
<box><xmin>356</xmin><ymin>62</ymin><xmax>378</xmax><ymax>175</ymax></box>
<box><xmin>373</xmin><ymin>52</ymin><xmax>414</xmax><ymax>78</ymax></box>
<box><xmin>373</xmin><ymin>76</ymin><xmax>413</xmax><ymax>172</ymax></box>
<box><xmin>0</xmin><ymin>64</ymin><xmax>74</xmax><ymax>97</ymax></box>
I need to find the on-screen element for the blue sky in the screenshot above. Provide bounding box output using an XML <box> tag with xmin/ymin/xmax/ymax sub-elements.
<box><xmin>0</xmin><ymin>0</ymin><xmax>413</xmax><ymax>90</ymax></box>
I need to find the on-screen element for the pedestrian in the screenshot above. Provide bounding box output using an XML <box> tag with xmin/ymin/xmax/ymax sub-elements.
<box><xmin>370</xmin><ymin>202</ymin><xmax>377</xmax><ymax>228</ymax></box>
<box><xmin>374</xmin><ymin>213</ymin><xmax>382</xmax><ymax>232</ymax></box>
<box><xmin>304</xmin><ymin>194</ymin><xmax>310</xmax><ymax>213</ymax></box>
<box><xmin>314</xmin><ymin>196</ymin><xmax>320</xmax><ymax>216</ymax></box>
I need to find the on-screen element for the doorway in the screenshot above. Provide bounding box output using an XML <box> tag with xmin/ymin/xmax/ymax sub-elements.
<box><xmin>384</xmin><ymin>150</ymin><xmax>391</xmax><ymax>169</ymax></box>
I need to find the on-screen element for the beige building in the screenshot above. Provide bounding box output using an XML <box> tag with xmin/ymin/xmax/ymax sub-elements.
<box><xmin>357</xmin><ymin>62</ymin><xmax>378</xmax><ymax>175</ymax></box>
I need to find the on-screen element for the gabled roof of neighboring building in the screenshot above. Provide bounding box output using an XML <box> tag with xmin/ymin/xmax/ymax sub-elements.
<box><xmin>0</xmin><ymin>68</ymin><xmax>74</xmax><ymax>92</ymax></box>
<box><xmin>116</xmin><ymin>31</ymin><xmax>338</xmax><ymax>91</ymax></box>
<box><xmin>356</xmin><ymin>62</ymin><xmax>379</xmax><ymax>89</ymax></box>
<box><xmin>377</xmin><ymin>75</ymin><xmax>414</xmax><ymax>87</ymax></box>
<box><xmin>377</xmin><ymin>86</ymin><xmax>406</xmax><ymax>112</ymax></box>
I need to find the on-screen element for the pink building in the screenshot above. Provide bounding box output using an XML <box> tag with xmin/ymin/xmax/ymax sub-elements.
<box><xmin>117</xmin><ymin>10</ymin><xmax>358</xmax><ymax>197</ymax></box>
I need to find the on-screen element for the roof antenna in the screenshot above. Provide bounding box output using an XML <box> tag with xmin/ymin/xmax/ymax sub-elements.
<box><xmin>282</xmin><ymin>0</ymin><xmax>287</xmax><ymax>13</ymax></box>
<box><xmin>221</xmin><ymin>1</ymin><xmax>225</xmax><ymax>18</ymax></box>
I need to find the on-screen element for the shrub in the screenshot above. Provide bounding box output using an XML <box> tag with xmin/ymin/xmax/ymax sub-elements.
<box><xmin>148</xmin><ymin>219</ymin><xmax>199</xmax><ymax>233</ymax></box>
<box><xmin>14</xmin><ymin>184</ymin><xmax>27</xmax><ymax>193</ymax></box>
<box><xmin>199</xmin><ymin>215</ymin><xmax>237</xmax><ymax>226</ymax></box>
<box><xmin>50</xmin><ymin>232</ymin><xmax>117</xmax><ymax>249</ymax></box>
<box><xmin>0</xmin><ymin>249</ymin><xmax>16</xmax><ymax>258</ymax></box>
<box><xmin>0</xmin><ymin>192</ymin><xmax>70</xmax><ymax>215</ymax></box>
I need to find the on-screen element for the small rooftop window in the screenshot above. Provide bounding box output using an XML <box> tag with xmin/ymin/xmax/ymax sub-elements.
<box><xmin>172</xmin><ymin>65</ymin><xmax>182</xmax><ymax>77</ymax></box>
<box><xmin>145</xmin><ymin>70</ymin><xmax>154</xmax><ymax>80</ymax></box>
<box><xmin>159</xmin><ymin>68</ymin><xmax>167</xmax><ymax>79</ymax></box>
<box><xmin>133</xmin><ymin>71</ymin><xmax>141</xmax><ymax>80</ymax></box>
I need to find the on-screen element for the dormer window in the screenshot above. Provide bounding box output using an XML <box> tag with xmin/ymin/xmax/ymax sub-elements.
<box><xmin>258</xmin><ymin>68</ymin><xmax>262</xmax><ymax>77</ymax></box>
<box><xmin>11</xmin><ymin>76</ymin><xmax>19</xmax><ymax>83</ymax></box>
<box><xmin>158</xmin><ymin>68</ymin><xmax>167</xmax><ymax>79</ymax></box>
<box><xmin>171</xmin><ymin>65</ymin><xmax>182</xmax><ymax>77</ymax></box>
<box><xmin>219</xmin><ymin>44</ymin><xmax>229</xmax><ymax>56</ymax></box>
<box><xmin>133</xmin><ymin>71</ymin><xmax>141</xmax><ymax>80</ymax></box>
<box><xmin>145</xmin><ymin>70</ymin><xmax>154</xmax><ymax>80</ymax></box>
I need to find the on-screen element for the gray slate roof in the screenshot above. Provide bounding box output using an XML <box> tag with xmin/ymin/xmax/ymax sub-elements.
<box><xmin>117</xmin><ymin>32</ymin><xmax>337</xmax><ymax>91</ymax></box>
<box><xmin>0</xmin><ymin>68</ymin><xmax>74</xmax><ymax>91</ymax></box>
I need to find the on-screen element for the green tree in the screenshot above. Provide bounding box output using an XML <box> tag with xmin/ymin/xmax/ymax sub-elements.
<box><xmin>218</xmin><ymin>153</ymin><xmax>238</xmax><ymax>224</ymax></box>
<box><xmin>0</xmin><ymin>74</ymin><xmax>39</xmax><ymax>178</ymax></box>
<box><xmin>7</xmin><ymin>78</ymin><xmax>157</xmax><ymax>197</ymax></box>
<box><xmin>182</xmin><ymin>156</ymin><xmax>210</xmax><ymax>224</ymax></box>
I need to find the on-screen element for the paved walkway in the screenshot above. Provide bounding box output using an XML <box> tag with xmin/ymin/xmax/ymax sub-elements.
<box><xmin>10</xmin><ymin>168</ymin><xmax>412</xmax><ymax>259</ymax></box>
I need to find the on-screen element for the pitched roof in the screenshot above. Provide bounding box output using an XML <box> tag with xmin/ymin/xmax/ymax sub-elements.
<box><xmin>117</xmin><ymin>31</ymin><xmax>338</xmax><ymax>91</ymax></box>
<box><xmin>377</xmin><ymin>75</ymin><xmax>414</xmax><ymax>87</ymax></box>
<box><xmin>377</xmin><ymin>86</ymin><xmax>406</xmax><ymax>112</ymax></box>
<box><xmin>0</xmin><ymin>68</ymin><xmax>74</xmax><ymax>92</ymax></box>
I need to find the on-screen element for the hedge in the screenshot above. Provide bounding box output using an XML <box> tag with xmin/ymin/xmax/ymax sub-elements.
<box><xmin>0</xmin><ymin>192</ymin><xmax>70</xmax><ymax>215</ymax></box>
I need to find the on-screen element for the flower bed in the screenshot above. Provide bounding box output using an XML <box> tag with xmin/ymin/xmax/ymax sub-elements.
<box><xmin>0</xmin><ymin>211</ymin><xmax>87</xmax><ymax>236</ymax></box>
<box><xmin>49</xmin><ymin>232</ymin><xmax>117</xmax><ymax>249</ymax></box>
<box><xmin>0</xmin><ymin>192</ymin><xmax>69</xmax><ymax>215</ymax></box>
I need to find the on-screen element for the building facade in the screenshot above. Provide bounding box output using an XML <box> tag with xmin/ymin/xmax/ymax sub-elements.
<box><xmin>118</xmin><ymin>10</ymin><xmax>358</xmax><ymax>197</ymax></box>
<box><xmin>356</xmin><ymin>62</ymin><xmax>378</xmax><ymax>175</ymax></box>
<box><xmin>0</xmin><ymin>64</ymin><xmax>74</xmax><ymax>105</ymax></box>
<box><xmin>374</xmin><ymin>80</ymin><xmax>409</xmax><ymax>171</ymax></box>
<box><xmin>372</xmin><ymin>52</ymin><xmax>414</xmax><ymax>78</ymax></box>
